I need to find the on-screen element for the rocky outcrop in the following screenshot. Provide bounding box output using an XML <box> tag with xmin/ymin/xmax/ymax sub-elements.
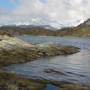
<box><xmin>37</xmin><ymin>43</ymin><xmax>80</xmax><ymax>56</ymax></box>
<box><xmin>0</xmin><ymin>35</ymin><xmax>80</xmax><ymax>66</ymax></box>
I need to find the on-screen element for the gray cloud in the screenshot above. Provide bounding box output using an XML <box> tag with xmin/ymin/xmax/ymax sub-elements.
<box><xmin>0</xmin><ymin>0</ymin><xmax>90</xmax><ymax>28</ymax></box>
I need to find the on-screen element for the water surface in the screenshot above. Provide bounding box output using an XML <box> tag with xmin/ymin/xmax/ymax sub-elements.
<box><xmin>2</xmin><ymin>35</ymin><xmax>90</xmax><ymax>84</ymax></box>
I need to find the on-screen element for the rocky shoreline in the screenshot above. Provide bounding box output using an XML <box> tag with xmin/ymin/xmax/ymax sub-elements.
<box><xmin>0</xmin><ymin>35</ymin><xmax>80</xmax><ymax>67</ymax></box>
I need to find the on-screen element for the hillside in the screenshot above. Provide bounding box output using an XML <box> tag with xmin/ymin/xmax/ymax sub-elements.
<box><xmin>56</xmin><ymin>19</ymin><xmax>90</xmax><ymax>37</ymax></box>
<box><xmin>0</xmin><ymin>19</ymin><xmax>90</xmax><ymax>37</ymax></box>
<box><xmin>72</xmin><ymin>18</ymin><xmax>90</xmax><ymax>37</ymax></box>
<box><xmin>0</xmin><ymin>25</ymin><xmax>57</xmax><ymax>36</ymax></box>
<box><xmin>0</xmin><ymin>26</ymin><xmax>76</xmax><ymax>36</ymax></box>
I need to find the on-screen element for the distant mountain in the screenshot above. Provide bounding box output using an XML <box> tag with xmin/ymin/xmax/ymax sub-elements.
<box><xmin>0</xmin><ymin>24</ymin><xmax>57</xmax><ymax>30</ymax></box>
<box><xmin>0</xmin><ymin>19</ymin><xmax>90</xmax><ymax>37</ymax></box>
<box><xmin>0</xmin><ymin>24</ymin><xmax>57</xmax><ymax>36</ymax></box>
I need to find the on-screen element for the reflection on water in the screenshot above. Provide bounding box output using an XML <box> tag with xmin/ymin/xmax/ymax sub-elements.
<box><xmin>2</xmin><ymin>36</ymin><xmax>90</xmax><ymax>84</ymax></box>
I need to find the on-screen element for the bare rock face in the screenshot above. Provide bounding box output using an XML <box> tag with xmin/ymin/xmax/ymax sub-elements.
<box><xmin>0</xmin><ymin>35</ymin><xmax>80</xmax><ymax>66</ymax></box>
<box><xmin>37</xmin><ymin>43</ymin><xmax>80</xmax><ymax>56</ymax></box>
<box><xmin>0</xmin><ymin>35</ymin><xmax>35</xmax><ymax>49</ymax></box>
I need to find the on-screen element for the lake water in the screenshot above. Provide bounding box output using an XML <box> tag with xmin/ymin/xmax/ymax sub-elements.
<box><xmin>2</xmin><ymin>35</ymin><xmax>90</xmax><ymax>84</ymax></box>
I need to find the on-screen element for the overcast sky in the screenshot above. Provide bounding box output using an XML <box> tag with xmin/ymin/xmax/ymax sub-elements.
<box><xmin>0</xmin><ymin>0</ymin><xmax>90</xmax><ymax>28</ymax></box>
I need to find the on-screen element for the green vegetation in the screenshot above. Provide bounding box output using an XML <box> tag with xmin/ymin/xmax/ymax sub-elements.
<box><xmin>60</xmin><ymin>83</ymin><xmax>90</xmax><ymax>90</ymax></box>
<box><xmin>56</xmin><ymin>23</ymin><xmax>90</xmax><ymax>37</ymax></box>
<box><xmin>0</xmin><ymin>24</ymin><xmax>90</xmax><ymax>37</ymax></box>
<box><xmin>0</xmin><ymin>26</ymin><xmax>55</xmax><ymax>36</ymax></box>
<box><xmin>0</xmin><ymin>18</ymin><xmax>90</xmax><ymax>37</ymax></box>
<box><xmin>0</xmin><ymin>72</ymin><xmax>46</xmax><ymax>90</ymax></box>
<box><xmin>0</xmin><ymin>72</ymin><xmax>90</xmax><ymax>90</ymax></box>
<box><xmin>68</xmin><ymin>25</ymin><xmax>90</xmax><ymax>37</ymax></box>
<box><xmin>0</xmin><ymin>26</ymin><xmax>75</xmax><ymax>36</ymax></box>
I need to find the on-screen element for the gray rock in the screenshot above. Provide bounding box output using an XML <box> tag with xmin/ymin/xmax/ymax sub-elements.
<box><xmin>0</xmin><ymin>35</ymin><xmax>80</xmax><ymax>66</ymax></box>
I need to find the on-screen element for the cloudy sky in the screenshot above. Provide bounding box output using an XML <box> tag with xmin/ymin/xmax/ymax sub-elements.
<box><xmin>0</xmin><ymin>0</ymin><xmax>90</xmax><ymax>28</ymax></box>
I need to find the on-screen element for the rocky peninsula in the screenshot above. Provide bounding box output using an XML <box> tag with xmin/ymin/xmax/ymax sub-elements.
<box><xmin>0</xmin><ymin>35</ymin><xmax>80</xmax><ymax>67</ymax></box>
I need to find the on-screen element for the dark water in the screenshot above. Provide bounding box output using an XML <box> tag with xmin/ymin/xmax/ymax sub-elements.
<box><xmin>2</xmin><ymin>35</ymin><xmax>90</xmax><ymax>84</ymax></box>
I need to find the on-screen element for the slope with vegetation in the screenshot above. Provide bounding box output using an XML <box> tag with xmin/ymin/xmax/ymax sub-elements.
<box><xmin>56</xmin><ymin>18</ymin><xmax>90</xmax><ymax>37</ymax></box>
<box><xmin>0</xmin><ymin>18</ymin><xmax>90</xmax><ymax>37</ymax></box>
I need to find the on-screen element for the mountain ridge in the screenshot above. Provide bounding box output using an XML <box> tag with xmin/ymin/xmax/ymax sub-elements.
<box><xmin>0</xmin><ymin>18</ymin><xmax>90</xmax><ymax>37</ymax></box>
